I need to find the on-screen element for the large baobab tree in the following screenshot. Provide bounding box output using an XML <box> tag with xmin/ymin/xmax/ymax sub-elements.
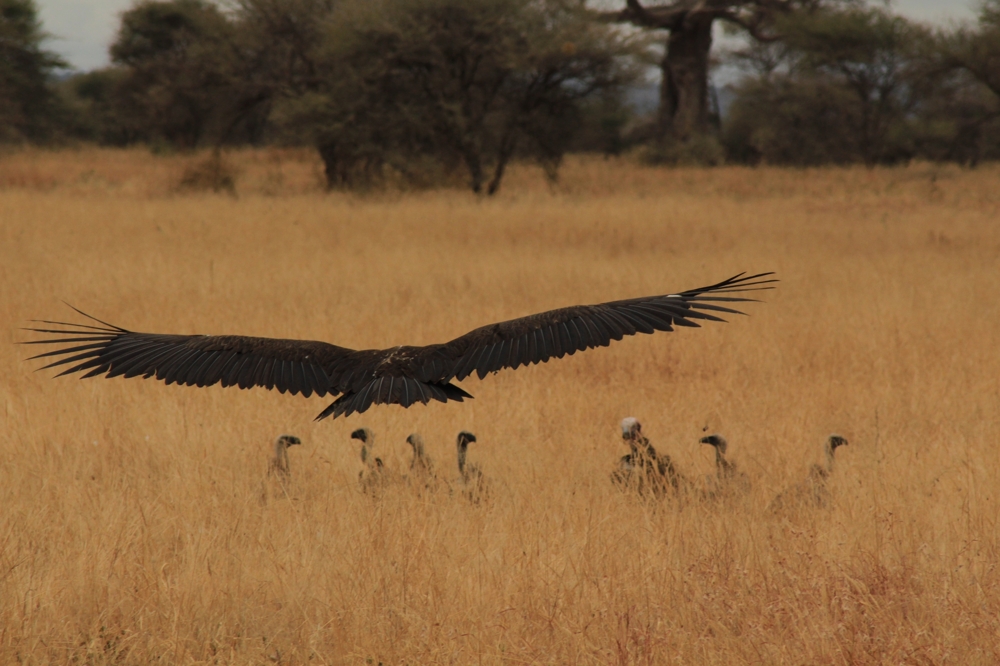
<box><xmin>600</xmin><ymin>0</ymin><xmax>825</xmax><ymax>143</ymax></box>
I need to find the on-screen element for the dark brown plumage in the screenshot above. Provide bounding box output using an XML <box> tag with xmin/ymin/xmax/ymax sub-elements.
<box><xmin>24</xmin><ymin>273</ymin><xmax>775</xmax><ymax>419</ymax></box>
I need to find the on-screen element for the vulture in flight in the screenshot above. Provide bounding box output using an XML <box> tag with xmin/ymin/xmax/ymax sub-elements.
<box><xmin>24</xmin><ymin>272</ymin><xmax>775</xmax><ymax>419</ymax></box>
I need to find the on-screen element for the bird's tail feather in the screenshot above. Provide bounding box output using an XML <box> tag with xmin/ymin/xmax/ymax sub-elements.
<box><xmin>315</xmin><ymin>378</ymin><xmax>472</xmax><ymax>420</ymax></box>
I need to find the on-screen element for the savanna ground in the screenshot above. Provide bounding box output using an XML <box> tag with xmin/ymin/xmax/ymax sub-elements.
<box><xmin>1</xmin><ymin>147</ymin><xmax>999</xmax><ymax>665</ymax></box>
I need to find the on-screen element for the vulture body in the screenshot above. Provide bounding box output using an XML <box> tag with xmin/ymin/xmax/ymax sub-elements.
<box><xmin>406</xmin><ymin>433</ymin><xmax>435</xmax><ymax>476</ymax></box>
<box><xmin>612</xmin><ymin>417</ymin><xmax>683</xmax><ymax>498</ymax></box>
<box><xmin>768</xmin><ymin>435</ymin><xmax>849</xmax><ymax>512</ymax></box>
<box><xmin>352</xmin><ymin>427</ymin><xmax>386</xmax><ymax>493</ymax></box>
<box><xmin>25</xmin><ymin>273</ymin><xmax>774</xmax><ymax>419</ymax></box>
<box><xmin>456</xmin><ymin>431</ymin><xmax>488</xmax><ymax>503</ymax></box>
<box><xmin>700</xmin><ymin>434</ymin><xmax>750</xmax><ymax>498</ymax></box>
<box><xmin>405</xmin><ymin>433</ymin><xmax>440</xmax><ymax>492</ymax></box>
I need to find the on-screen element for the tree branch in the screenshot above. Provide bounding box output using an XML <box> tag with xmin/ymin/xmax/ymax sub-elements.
<box><xmin>718</xmin><ymin>11</ymin><xmax>781</xmax><ymax>42</ymax></box>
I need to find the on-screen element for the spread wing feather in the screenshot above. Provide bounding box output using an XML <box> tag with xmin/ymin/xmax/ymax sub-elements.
<box><xmin>413</xmin><ymin>272</ymin><xmax>776</xmax><ymax>382</ymax></box>
<box><xmin>23</xmin><ymin>311</ymin><xmax>353</xmax><ymax>399</ymax></box>
<box><xmin>24</xmin><ymin>272</ymin><xmax>775</xmax><ymax>419</ymax></box>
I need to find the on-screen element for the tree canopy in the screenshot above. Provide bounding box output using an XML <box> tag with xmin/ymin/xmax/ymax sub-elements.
<box><xmin>109</xmin><ymin>0</ymin><xmax>240</xmax><ymax>148</ymax></box>
<box><xmin>0</xmin><ymin>0</ymin><xmax>67</xmax><ymax>143</ymax></box>
<box><xmin>7</xmin><ymin>0</ymin><xmax>1000</xmax><ymax>174</ymax></box>
<box><xmin>248</xmin><ymin>0</ymin><xmax>638</xmax><ymax>192</ymax></box>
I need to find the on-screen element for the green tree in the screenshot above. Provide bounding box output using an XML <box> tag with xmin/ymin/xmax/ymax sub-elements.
<box><xmin>110</xmin><ymin>0</ymin><xmax>238</xmax><ymax>148</ymax></box>
<box><xmin>57</xmin><ymin>68</ymin><xmax>143</xmax><ymax>145</ymax></box>
<box><xmin>932</xmin><ymin>0</ymin><xmax>1000</xmax><ymax>163</ymax></box>
<box><xmin>595</xmin><ymin>0</ymin><xmax>846</xmax><ymax>156</ymax></box>
<box><xmin>945</xmin><ymin>0</ymin><xmax>1000</xmax><ymax>99</ymax></box>
<box><xmin>0</xmin><ymin>0</ymin><xmax>67</xmax><ymax>143</ymax></box>
<box><xmin>256</xmin><ymin>0</ymin><xmax>636</xmax><ymax>193</ymax></box>
<box><xmin>103</xmin><ymin>0</ymin><xmax>635</xmax><ymax>189</ymax></box>
<box><xmin>779</xmin><ymin>5</ymin><xmax>926</xmax><ymax>163</ymax></box>
<box><xmin>724</xmin><ymin>75</ymin><xmax>860</xmax><ymax>164</ymax></box>
<box><xmin>724</xmin><ymin>4</ymin><xmax>927</xmax><ymax>165</ymax></box>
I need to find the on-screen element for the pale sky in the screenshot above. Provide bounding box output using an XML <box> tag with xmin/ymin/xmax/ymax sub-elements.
<box><xmin>38</xmin><ymin>0</ymin><xmax>979</xmax><ymax>73</ymax></box>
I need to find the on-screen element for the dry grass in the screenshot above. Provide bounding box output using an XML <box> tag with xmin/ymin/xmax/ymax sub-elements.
<box><xmin>1</xmin><ymin>147</ymin><xmax>999</xmax><ymax>664</ymax></box>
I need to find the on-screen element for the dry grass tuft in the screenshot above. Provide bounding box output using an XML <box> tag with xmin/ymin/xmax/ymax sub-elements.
<box><xmin>2</xmin><ymin>148</ymin><xmax>999</xmax><ymax>664</ymax></box>
<box><xmin>176</xmin><ymin>150</ymin><xmax>239</xmax><ymax>194</ymax></box>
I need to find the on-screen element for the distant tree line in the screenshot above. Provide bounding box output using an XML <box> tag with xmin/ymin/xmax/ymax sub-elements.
<box><xmin>3</xmin><ymin>0</ymin><xmax>1000</xmax><ymax>189</ymax></box>
<box><xmin>1</xmin><ymin>0</ymin><xmax>67</xmax><ymax>142</ymax></box>
<box><xmin>54</xmin><ymin>0</ymin><xmax>641</xmax><ymax>193</ymax></box>
<box><xmin>723</xmin><ymin>1</ymin><xmax>1000</xmax><ymax>165</ymax></box>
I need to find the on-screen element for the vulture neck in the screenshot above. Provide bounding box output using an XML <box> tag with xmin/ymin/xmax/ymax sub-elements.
<box><xmin>273</xmin><ymin>439</ymin><xmax>290</xmax><ymax>473</ymax></box>
<box><xmin>823</xmin><ymin>440</ymin><xmax>836</xmax><ymax>475</ymax></box>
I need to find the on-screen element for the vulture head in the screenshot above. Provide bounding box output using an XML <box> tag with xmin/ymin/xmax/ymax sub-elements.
<box><xmin>700</xmin><ymin>434</ymin><xmax>727</xmax><ymax>455</ymax></box>
<box><xmin>827</xmin><ymin>435</ymin><xmax>849</xmax><ymax>451</ymax></box>
<box><xmin>351</xmin><ymin>428</ymin><xmax>372</xmax><ymax>444</ymax></box>
<box><xmin>812</xmin><ymin>434</ymin><xmax>849</xmax><ymax>479</ymax></box>
<box><xmin>620</xmin><ymin>417</ymin><xmax>641</xmax><ymax>441</ymax></box>
<box><xmin>276</xmin><ymin>434</ymin><xmax>302</xmax><ymax>449</ymax></box>
<box><xmin>352</xmin><ymin>427</ymin><xmax>377</xmax><ymax>465</ymax></box>
<box><xmin>406</xmin><ymin>433</ymin><xmax>425</xmax><ymax>454</ymax></box>
<box><xmin>457</xmin><ymin>431</ymin><xmax>477</xmax><ymax>450</ymax></box>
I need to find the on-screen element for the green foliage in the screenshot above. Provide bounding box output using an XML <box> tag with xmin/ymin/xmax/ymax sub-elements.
<box><xmin>110</xmin><ymin>0</ymin><xmax>239</xmax><ymax>148</ymax></box>
<box><xmin>56</xmin><ymin>68</ymin><xmax>142</xmax><ymax>145</ymax></box>
<box><xmin>725</xmin><ymin>76</ymin><xmax>857</xmax><ymax>165</ymax></box>
<box><xmin>568</xmin><ymin>90</ymin><xmax>635</xmax><ymax>156</ymax></box>
<box><xmin>784</xmin><ymin>6</ymin><xmax>924</xmax><ymax>163</ymax></box>
<box><xmin>724</xmin><ymin>4</ymin><xmax>930</xmax><ymax>165</ymax></box>
<box><xmin>264</xmin><ymin>0</ymin><xmax>637</xmax><ymax>193</ymax></box>
<box><xmin>902</xmin><ymin>0</ymin><xmax>1000</xmax><ymax>165</ymax></box>
<box><xmin>0</xmin><ymin>0</ymin><xmax>68</xmax><ymax>143</ymax></box>
<box><xmin>95</xmin><ymin>0</ymin><xmax>633</xmax><ymax>191</ymax></box>
<box><xmin>723</xmin><ymin>0</ymin><xmax>1000</xmax><ymax>166</ymax></box>
<box><xmin>939</xmin><ymin>0</ymin><xmax>1000</xmax><ymax>104</ymax></box>
<box><xmin>28</xmin><ymin>0</ymin><xmax>1000</xmax><ymax>170</ymax></box>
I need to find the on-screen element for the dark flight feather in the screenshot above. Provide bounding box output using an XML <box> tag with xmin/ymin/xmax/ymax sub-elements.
<box><xmin>24</xmin><ymin>272</ymin><xmax>775</xmax><ymax>419</ymax></box>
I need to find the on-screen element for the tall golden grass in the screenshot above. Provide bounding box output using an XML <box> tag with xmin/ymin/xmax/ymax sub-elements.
<box><xmin>1</xmin><ymin>147</ymin><xmax>999</xmax><ymax>664</ymax></box>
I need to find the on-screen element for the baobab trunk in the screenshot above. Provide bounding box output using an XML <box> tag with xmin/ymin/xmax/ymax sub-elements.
<box><xmin>658</xmin><ymin>14</ymin><xmax>714</xmax><ymax>142</ymax></box>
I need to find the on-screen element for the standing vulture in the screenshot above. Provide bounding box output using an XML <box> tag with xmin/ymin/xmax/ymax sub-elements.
<box><xmin>24</xmin><ymin>272</ymin><xmax>775</xmax><ymax>419</ymax></box>
<box><xmin>699</xmin><ymin>433</ymin><xmax>751</xmax><ymax>498</ymax></box>
<box><xmin>768</xmin><ymin>435</ymin><xmax>849</xmax><ymax>512</ymax></box>
<box><xmin>612</xmin><ymin>417</ymin><xmax>684</xmax><ymax>497</ymax></box>
<box><xmin>455</xmin><ymin>431</ymin><xmax>488</xmax><ymax>503</ymax></box>
<box><xmin>268</xmin><ymin>434</ymin><xmax>302</xmax><ymax>479</ymax></box>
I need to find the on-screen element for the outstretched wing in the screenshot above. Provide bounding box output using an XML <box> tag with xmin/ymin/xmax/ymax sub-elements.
<box><xmin>23</xmin><ymin>309</ymin><xmax>355</xmax><ymax>398</ymax></box>
<box><xmin>411</xmin><ymin>272</ymin><xmax>776</xmax><ymax>383</ymax></box>
<box><xmin>24</xmin><ymin>272</ymin><xmax>775</xmax><ymax>419</ymax></box>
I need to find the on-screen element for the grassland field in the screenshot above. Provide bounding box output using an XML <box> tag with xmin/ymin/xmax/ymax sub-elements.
<box><xmin>1</xmin><ymin>147</ymin><xmax>999</xmax><ymax>664</ymax></box>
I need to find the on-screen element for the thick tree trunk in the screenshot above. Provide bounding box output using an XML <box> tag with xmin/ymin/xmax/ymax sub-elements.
<box><xmin>464</xmin><ymin>149</ymin><xmax>485</xmax><ymax>194</ymax></box>
<box><xmin>317</xmin><ymin>142</ymin><xmax>345</xmax><ymax>189</ymax></box>
<box><xmin>659</xmin><ymin>14</ymin><xmax>714</xmax><ymax>141</ymax></box>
